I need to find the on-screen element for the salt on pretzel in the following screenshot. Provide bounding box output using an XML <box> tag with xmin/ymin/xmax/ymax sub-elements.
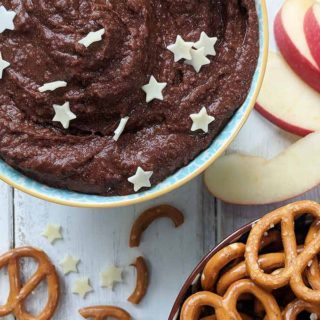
<box><xmin>129</xmin><ymin>205</ymin><xmax>184</xmax><ymax>247</ymax></box>
<box><xmin>216</xmin><ymin>252</ymin><xmax>285</xmax><ymax>295</ymax></box>
<box><xmin>201</xmin><ymin>230</ymin><xmax>281</xmax><ymax>292</ymax></box>
<box><xmin>128</xmin><ymin>256</ymin><xmax>149</xmax><ymax>304</ymax></box>
<box><xmin>79</xmin><ymin>306</ymin><xmax>131</xmax><ymax>320</ymax></box>
<box><xmin>305</xmin><ymin>220</ymin><xmax>320</xmax><ymax>290</ymax></box>
<box><xmin>201</xmin><ymin>243</ymin><xmax>246</xmax><ymax>291</ymax></box>
<box><xmin>282</xmin><ymin>299</ymin><xmax>320</xmax><ymax>320</ymax></box>
<box><xmin>246</xmin><ymin>200</ymin><xmax>320</xmax><ymax>303</ymax></box>
<box><xmin>180</xmin><ymin>279</ymin><xmax>282</xmax><ymax>320</ymax></box>
<box><xmin>200</xmin><ymin>314</ymin><xmax>252</xmax><ymax>320</ymax></box>
<box><xmin>0</xmin><ymin>247</ymin><xmax>59</xmax><ymax>320</ymax></box>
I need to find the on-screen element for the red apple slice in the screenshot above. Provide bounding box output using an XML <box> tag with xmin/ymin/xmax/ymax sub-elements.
<box><xmin>274</xmin><ymin>0</ymin><xmax>320</xmax><ymax>92</ymax></box>
<box><xmin>305</xmin><ymin>2</ymin><xmax>320</xmax><ymax>67</ymax></box>
<box><xmin>204</xmin><ymin>132</ymin><xmax>320</xmax><ymax>205</ymax></box>
<box><xmin>255</xmin><ymin>52</ymin><xmax>320</xmax><ymax>136</ymax></box>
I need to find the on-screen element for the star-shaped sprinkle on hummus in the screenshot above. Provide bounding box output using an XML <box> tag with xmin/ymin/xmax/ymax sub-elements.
<box><xmin>79</xmin><ymin>28</ymin><xmax>105</xmax><ymax>48</ymax></box>
<box><xmin>0</xmin><ymin>53</ymin><xmax>10</xmax><ymax>79</ymax></box>
<box><xmin>190</xmin><ymin>107</ymin><xmax>215</xmax><ymax>133</ymax></box>
<box><xmin>52</xmin><ymin>102</ymin><xmax>76</xmax><ymax>129</ymax></box>
<box><xmin>113</xmin><ymin>117</ymin><xmax>129</xmax><ymax>141</ymax></box>
<box><xmin>39</xmin><ymin>81</ymin><xmax>67</xmax><ymax>93</ymax></box>
<box><xmin>128</xmin><ymin>167</ymin><xmax>153</xmax><ymax>192</ymax></box>
<box><xmin>185</xmin><ymin>47</ymin><xmax>210</xmax><ymax>73</ymax></box>
<box><xmin>0</xmin><ymin>6</ymin><xmax>16</xmax><ymax>33</ymax></box>
<box><xmin>100</xmin><ymin>266</ymin><xmax>123</xmax><ymax>289</ymax></box>
<box><xmin>41</xmin><ymin>224</ymin><xmax>63</xmax><ymax>244</ymax></box>
<box><xmin>142</xmin><ymin>76</ymin><xmax>167</xmax><ymax>103</ymax></box>
<box><xmin>60</xmin><ymin>255</ymin><xmax>80</xmax><ymax>275</ymax></box>
<box><xmin>194</xmin><ymin>32</ymin><xmax>218</xmax><ymax>56</ymax></box>
<box><xmin>167</xmin><ymin>35</ymin><xmax>193</xmax><ymax>62</ymax></box>
<box><xmin>72</xmin><ymin>277</ymin><xmax>93</xmax><ymax>299</ymax></box>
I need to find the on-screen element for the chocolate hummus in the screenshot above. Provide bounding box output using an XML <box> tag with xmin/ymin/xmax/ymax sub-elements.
<box><xmin>0</xmin><ymin>0</ymin><xmax>259</xmax><ymax>195</ymax></box>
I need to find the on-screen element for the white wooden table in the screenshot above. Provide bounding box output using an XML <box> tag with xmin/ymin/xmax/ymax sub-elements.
<box><xmin>0</xmin><ymin>1</ymin><xmax>318</xmax><ymax>319</ymax></box>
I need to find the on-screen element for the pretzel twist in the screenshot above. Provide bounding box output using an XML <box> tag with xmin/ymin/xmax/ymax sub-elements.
<box><xmin>282</xmin><ymin>299</ymin><xmax>320</xmax><ymax>320</ymax></box>
<box><xmin>180</xmin><ymin>279</ymin><xmax>282</xmax><ymax>320</ymax></box>
<box><xmin>0</xmin><ymin>247</ymin><xmax>59</xmax><ymax>320</ymax></box>
<box><xmin>79</xmin><ymin>306</ymin><xmax>131</xmax><ymax>320</ymax></box>
<box><xmin>245</xmin><ymin>200</ymin><xmax>320</xmax><ymax>303</ymax></box>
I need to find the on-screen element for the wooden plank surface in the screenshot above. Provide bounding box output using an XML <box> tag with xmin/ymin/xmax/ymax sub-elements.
<box><xmin>0</xmin><ymin>1</ymin><xmax>318</xmax><ymax>319</ymax></box>
<box><xmin>14</xmin><ymin>177</ymin><xmax>208</xmax><ymax>319</ymax></box>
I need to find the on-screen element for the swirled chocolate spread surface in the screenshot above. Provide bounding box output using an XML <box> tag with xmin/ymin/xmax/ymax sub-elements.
<box><xmin>0</xmin><ymin>0</ymin><xmax>259</xmax><ymax>195</ymax></box>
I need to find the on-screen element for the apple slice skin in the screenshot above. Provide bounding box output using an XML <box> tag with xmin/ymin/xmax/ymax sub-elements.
<box><xmin>255</xmin><ymin>103</ymin><xmax>312</xmax><ymax>137</ymax></box>
<box><xmin>305</xmin><ymin>5</ymin><xmax>320</xmax><ymax>68</ymax></box>
<box><xmin>275</xmin><ymin>9</ymin><xmax>320</xmax><ymax>92</ymax></box>
<box><xmin>255</xmin><ymin>52</ymin><xmax>320</xmax><ymax>137</ymax></box>
<box><xmin>204</xmin><ymin>132</ymin><xmax>320</xmax><ymax>205</ymax></box>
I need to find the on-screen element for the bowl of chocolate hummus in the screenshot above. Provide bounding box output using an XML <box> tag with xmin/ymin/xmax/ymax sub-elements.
<box><xmin>0</xmin><ymin>0</ymin><xmax>268</xmax><ymax>207</ymax></box>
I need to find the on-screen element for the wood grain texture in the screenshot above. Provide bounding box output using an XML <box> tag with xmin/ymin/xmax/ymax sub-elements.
<box><xmin>13</xmin><ymin>177</ymin><xmax>209</xmax><ymax>319</ymax></box>
<box><xmin>0</xmin><ymin>1</ymin><xmax>319</xmax><ymax>320</ymax></box>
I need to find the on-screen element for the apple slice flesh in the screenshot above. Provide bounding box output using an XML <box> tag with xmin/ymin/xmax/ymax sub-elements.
<box><xmin>305</xmin><ymin>3</ymin><xmax>320</xmax><ymax>67</ymax></box>
<box><xmin>255</xmin><ymin>52</ymin><xmax>320</xmax><ymax>136</ymax></box>
<box><xmin>275</xmin><ymin>0</ymin><xmax>320</xmax><ymax>92</ymax></box>
<box><xmin>204</xmin><ymin>132</ymin><xmax>320</xmax><ymax>205</ymax></box>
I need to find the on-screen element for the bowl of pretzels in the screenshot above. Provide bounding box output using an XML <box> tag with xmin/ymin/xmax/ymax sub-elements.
<box><xmin>169</xmin><ymin>200</ymin><xmax>320</xmax><ymax>320</ymax></box>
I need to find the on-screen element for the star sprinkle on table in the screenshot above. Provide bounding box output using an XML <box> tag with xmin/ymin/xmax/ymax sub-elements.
<box><xmin>113</xmin><ymin>117</ymin><xmax>129</xmax><ymax>141</ymax></box>
<box><xmin>194</xmin><ymin>32</ymin><xmax>218</xmax><ymax>57</ymax></box>
<box><xmin>52</xmin><ymin>102</ymin><xmax>76</xmax><ymax>129</ymax></box>
<box><xmin>79</xmin><ymin>28</ymin><xmax>105</xmax><ymax>48</ymax></box>
<box><xmin>190</xmin><ymin>107</ymin><xmax>215</xmax><ymax>133</ymax></box>
<box><xmin>39</xmin><ymin>81</ymin><xmax>67</xmax><ymax>93</ymax></box>
<box><xmin>41</xmin><ymin>224</ymin><xmax>63</xmax><ymax>244</ymax></box>
<box><xmin>142</xmin><ymin>76</ymin><xmax>167</xmax><ymax>103</ymax></box>
<box><xmin>0</xmin><ymin>6</ymin><xmax>16</xmax><ymax>34</ymax></box>
<box><xmin>167</xmin><ymin>35</ymin><xmax>193</xmax><ymax>62</ymax></box>
<box><xmin>128</xmin><ymin>167</ymin><xmax>153</xmax><ymax>192</ymax></box>
<box><xmin>100</xmin><ymin>266</ymin><xmax>123</xmax><ymax>290</ymax></box>
<box><xmin>60</xmin><ymin>255</ymin><xmax>80</xmax><ymax>275</ymax></box>
<box><xmin>185</xmin><ymin>48</ymin><xmax>210</xmax><ymax>73</ymax></box>
<box><xmin>0</xmin><ymin>53</ymin><xmax>10</xmax><ymax>79</ymax></box>
<box><xmin>72</xmin><ymin>277</ymin><xmax>93</xmax><ymax>299</ymax></box>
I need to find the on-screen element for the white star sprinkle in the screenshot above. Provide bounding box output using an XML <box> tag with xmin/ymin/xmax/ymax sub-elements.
<box><xmin>39</xmin><ymin>81</ymin><xmax>67</xmax><ymax>93</ymax></box>
<box><xmin>100</xmin><ymin>266</ymin><xmax>123</xmax><ymax>289</ymax></box>
<box><xmin>167</xmin><ymin>35</ymin><xmax>193</xmax><ymax>62</ymax></box>
<box><xmin>128</xmin><ymin>167</ymin><xmax>153</xmax><ymax>192</ymax></box>
<box><xmin>190</xmin><ymin>107</ymin><xmax>215</xmax><ymax>133</ymax></box>
<box><xmin>0</xmin><ymin>6</ymin><xmax>16</xmax><ymax>33</ymax></box>
<box><xmin>60</xmin><ymin>255</ymin><xmax>80</xmax><ymax>275</ymax></box>
<box><xmin>185</xmin><ymin>47</ymin><xmax>210</xmax><ymax>73</ymax></box>
<box><xmin>72</xmin><ymin>277</ymin><xmax>93</xmax><ymax>299</ymax></box>
<box><xmin>194</xmin><ymin>32</ymin><xmax>218</xmax><ymax>57</ymax></box>
<box><xmin>310</xmin><ymin>314</ymin><xmax>318</xmax><ymax>320</ymax></box>
<box><xmin>41</xmin><ymin>224</ymin><xmax>62</xmax><ymax>244</ymax></box>
<box><xmin>52</xmin><ymin>102</ymin><xmax>76</xmax><ymax>129</ymax></box>
<box><xmin>0</xmin><ymin>53</ymin><xmax>10</xmax><ymax>79</ymax></box>
<box><xmin>113</xmin><ymin>117</ymin><xmax>129</xmax><ymax>141</ymax></box>
<box><xmin>142</xmin><ymin>76</ymin><xmax>167</xmax><ymax>103</ymax></box>
<box><xmin>79</xmin><ymin>28</ymin><xmax>105</xmax><ymax>48</ymax></box>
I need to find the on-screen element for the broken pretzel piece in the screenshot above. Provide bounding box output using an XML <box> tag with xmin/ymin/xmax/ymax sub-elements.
<box><xmin>129</xmin><ymin>204</ymin><xmax>184</xmax><ymax>247</ymax></box>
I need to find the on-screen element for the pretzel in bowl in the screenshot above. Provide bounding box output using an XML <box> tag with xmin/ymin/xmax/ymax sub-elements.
<box><xmin>79</xmin><ymin>306</ymin><xmax>131</xmax><ymax>320</ymax></box>
<box><xmin>180</xmin><ymin>279</ymin><xmax>282</xmax><ymax>320</ymax></box>
<box><xmin>0</xmin><ymin>246</ymin><xmax>59</xmax><ymax>320</ymax></box>
<box><xmin>201</xmin><ymin>230</ymin><xmax>282</xmax><ymax>292</ymax></box>
<box><xmin>245</xmin><ymin>200</ymin><xmax>320</xmax><ymax>303</ymax></box>
<box><xmin>282</xmin><ymin>299</ymin><xmax>320</xmax><ymax>320</ymax></box>
<box><xmin>129</xmin><ymin>204</ymin><xmax>184</xmax><ymax>247</ymax></box>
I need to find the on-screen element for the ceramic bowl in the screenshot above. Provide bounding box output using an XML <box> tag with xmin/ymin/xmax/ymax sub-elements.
<box><xmin>0</xmin><ymin>0</ymin><xmax>268</xmax><ymax>207</ymax></box>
